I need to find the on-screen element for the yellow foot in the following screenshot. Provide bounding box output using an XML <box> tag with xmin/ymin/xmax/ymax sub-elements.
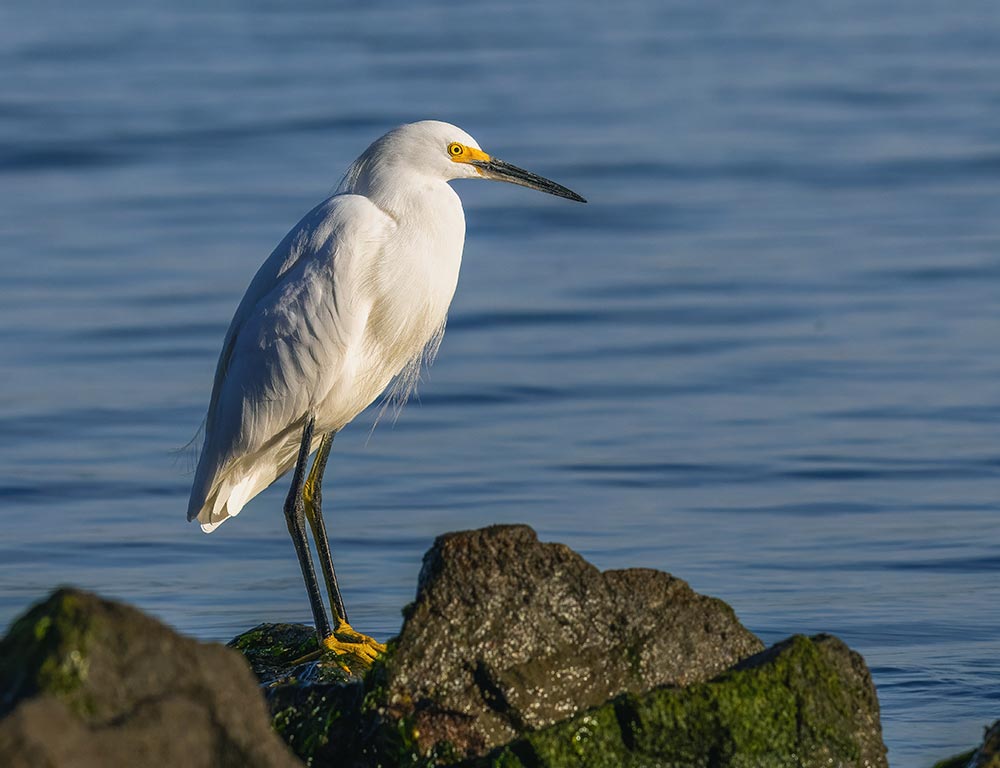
<box><xmin>322</xmin><ymin>619</ymin><xmax>386</xmax><ymax>665</ymax></box>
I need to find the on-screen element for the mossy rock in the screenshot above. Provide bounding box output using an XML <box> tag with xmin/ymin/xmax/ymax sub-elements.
<box><xmin>386</xmin><ymin>525</ymin><xmax>765</xmax><ymax>758</ymax></box>
<box><xmin>230</xmin><ymin>622</ymin><xmax>386</xmax><ymax>688</ymax></box>
<box><xmin>229</xmin><ymin>623</ymin><xmax>401</xmax><ymax>766</ymax></box>
<box><xmin>0</xmin><ymin>588</ymin><xmax>97</xmax><ymax>717</ymax></box>
<box><xmin>0</xmin><ymin>588</ymin><xmax>301</xmax><ymax>767</ymax></box>
<box><xmin>229</xmin><ymin>623</ymin><xmax>319</xmax><ymax>681</ymax></box>
<box><xmin>267</xmin><ymin>681</ymin><xmax>366</xmax><ymax>766</ymax></box>
<box><xmin>479</xmin><ymin>634</ymin><xmax>886</xmax><ymax>768</ymax></box>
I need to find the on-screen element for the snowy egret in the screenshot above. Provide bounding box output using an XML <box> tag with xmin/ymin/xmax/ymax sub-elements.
<box><xmin>188</xmin><ymin>120</ymin><xmax>585</xmax><ymax>659</ymax></box>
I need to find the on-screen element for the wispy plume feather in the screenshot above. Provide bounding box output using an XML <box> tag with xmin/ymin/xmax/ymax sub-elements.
<box><xmin>370</xmin><ymin>319</ymin><xmax>447</xmax><ymax>436</ymax></box>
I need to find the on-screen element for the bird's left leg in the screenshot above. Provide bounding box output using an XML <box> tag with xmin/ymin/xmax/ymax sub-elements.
<box><xmin>303</xmin><ymin>430</ymin><xmax>386</xmax><ymax>664</ymax></box>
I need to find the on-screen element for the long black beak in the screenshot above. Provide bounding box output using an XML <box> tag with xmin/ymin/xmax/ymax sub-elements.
<box><xmin>472</xmin><ymin>158</ymin><xmax>586</xmax><ymax>203</ymax></box>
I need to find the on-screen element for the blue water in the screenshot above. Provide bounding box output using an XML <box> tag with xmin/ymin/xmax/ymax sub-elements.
<box><xmin>2</xmin><ymin>2</ymin><xmax>999</xmax><ymax>765</ymax></box>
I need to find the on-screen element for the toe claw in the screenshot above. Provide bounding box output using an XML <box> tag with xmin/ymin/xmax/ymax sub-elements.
<box><xmin>319</xmin><ymin>620</ymin><xmax>385</xmax><ymax>668</ymax></box>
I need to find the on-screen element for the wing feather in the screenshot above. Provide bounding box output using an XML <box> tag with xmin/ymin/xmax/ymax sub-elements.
<box><xmin>188</xmin><ymin>194</ymin><xmax>394</xmax><ymax>528</ymax></box>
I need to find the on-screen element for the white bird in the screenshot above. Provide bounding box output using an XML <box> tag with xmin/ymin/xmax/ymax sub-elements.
<box><xmin>188</xmin><ymin>120</ymin><xmax>585</xmax><ymax>660</ymax></box>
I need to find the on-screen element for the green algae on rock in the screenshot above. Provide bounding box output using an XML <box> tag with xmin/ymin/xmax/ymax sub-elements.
<box><xmin>0</xmin><ymin>588</ymin><xmax>98</xmax><ymax>717</ymax></box>
<box><xmin>481</xmin><ymin>634</ymin><xmax>887</xmax><ymax>768</ymax></box>
<box><xmin>239</xmin><ymin>646</ymin><xmax>443</xmax><ymax>768</ymax></box>
<box><xmin>230</xmin><ymin>622</ymin><xmax>320</xmax><ymax>681</ymax></box>
<box><xmin>227</xmin><ymin>620</ymin><xmax>389</xmax><ymax>766</ymax></box>
<box><xmin>230</xmin><ymin>622</ymin><xmax>388</xmax><ymax>688</ymax></box>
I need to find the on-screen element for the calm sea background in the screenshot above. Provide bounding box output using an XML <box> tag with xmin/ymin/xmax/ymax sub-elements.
<box><xmin>2</xmin><ymin>1</ymin><xmax>998</xmax><ymax>765</ymax></box>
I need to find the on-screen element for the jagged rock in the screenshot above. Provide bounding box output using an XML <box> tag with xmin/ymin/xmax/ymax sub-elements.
<box><xmin>0</xmin><ymin>588</ymin><xmax>301</xmax><ymax>768</ymax></box>
<box><xmin>383</xmin><ymin>524</ymin><xmax>765</xmax><ymax>759</ymax></box>
<box><xmin>237</xmin><ymin>525</ymin><xmax>887</xmax><ymax>767</ymax></box>
<box><xmin>227</xmin><ymin>525</ymin><xmax>888</xmax><ymax>767</ymax></box>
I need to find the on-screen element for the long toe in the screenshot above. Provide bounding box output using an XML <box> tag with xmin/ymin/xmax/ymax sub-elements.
<box><xmin>321</xmin><ymin>620</ymin><xmax>386</xmax><ymax>666</ymax></box>
<box><xmin>333</xmin><ymin>620</ymin><xmax>387</xmax><ymax>652</ymax></box>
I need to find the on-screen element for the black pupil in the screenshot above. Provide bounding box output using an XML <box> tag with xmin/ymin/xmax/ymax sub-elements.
<box><xmin>452</xmin><ymin>145</ymin><xmax>460</xmax><ymax>153</ymax></box>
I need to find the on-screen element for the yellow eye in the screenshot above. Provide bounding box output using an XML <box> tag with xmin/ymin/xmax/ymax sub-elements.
<box><xmin>448</xmin><ymin>143</ymin><xmax>464</xmax><ymax>157</ymax></box>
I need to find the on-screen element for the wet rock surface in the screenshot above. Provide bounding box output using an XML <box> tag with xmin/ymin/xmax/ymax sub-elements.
<box><xmin>0</xmin><ymin>588</ymin><xmax>301</xmax><ymax>768</ymax></box>
<box><xmin>229</xmin><ymin>622</ymin><xmax>368</xmax><ymax>686</ymax></box>
<box><xmin>384</xmin><ymin>524</ymin><xmax>765</xmax><ymax>758</ymax></box>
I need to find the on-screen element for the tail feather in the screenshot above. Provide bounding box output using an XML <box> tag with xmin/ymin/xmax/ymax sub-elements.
<box><xmin>187</xmin><ymin>421</ymin><xmax>314</xmax><ymax>534</ymax></box>
<box><xmin>192</xmin><ymin>470</ymin><xmax>264</xmax><ymax>534</ymax></box>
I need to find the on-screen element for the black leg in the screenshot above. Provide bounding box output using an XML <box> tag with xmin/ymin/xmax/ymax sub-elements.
<box><xmin>304</xmin><ymin>431</ymin><xmax>348</xmax><ymax>626</ymax></box>
<box><xmin>284</xmin><ymin>415</ymin><xmax>332</xmax><ymax>640</ymax></box>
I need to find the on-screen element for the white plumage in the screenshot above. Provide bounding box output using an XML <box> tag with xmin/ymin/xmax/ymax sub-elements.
<box><xmin>189</xmin><ymin>121</ymin><xmax>473</xmax><ymax>531</ymax></box>
<box><xmin>188</xmin><ymin>120</ymin><xmax>584</xmax><ymax>535</ymax></box>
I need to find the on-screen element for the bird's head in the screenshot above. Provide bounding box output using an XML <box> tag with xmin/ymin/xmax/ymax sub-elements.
<box><xmin>341</xmin><ymin>120</ymin><xmax>586</xmax><ymax>203</ymax></box>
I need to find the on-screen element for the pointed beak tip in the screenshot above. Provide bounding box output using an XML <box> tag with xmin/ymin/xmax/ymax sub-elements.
<box><xmin>556</xmin><ymin>187</ymin><xmax>587</xmax><ymax>204</ymax></box>
<box><xmin>546</xmin><ymin>187</ymin><xmax>587</xmax><ymax>204</ymax></box>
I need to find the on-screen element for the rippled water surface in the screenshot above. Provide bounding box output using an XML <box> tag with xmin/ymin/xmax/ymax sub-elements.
<box><xmin>2</xmin><ymin>2</ymin><xmax>999</xmax><ymax>765</ymax></box>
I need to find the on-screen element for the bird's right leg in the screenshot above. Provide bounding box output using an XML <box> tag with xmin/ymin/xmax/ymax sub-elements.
<box><xmin>303</xmin><ymin>430</ymin><xmax>385</xmax><ymax>665</ymax></box>
<box><xmin>303</xmin><ymin>431</ymin><xmax>348</xmax><ymax>623</ymax></box>
<box><xmin>284</xmin><ymin>415</ymin><xmax>333</xmax><ymax>641</ymax></box>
